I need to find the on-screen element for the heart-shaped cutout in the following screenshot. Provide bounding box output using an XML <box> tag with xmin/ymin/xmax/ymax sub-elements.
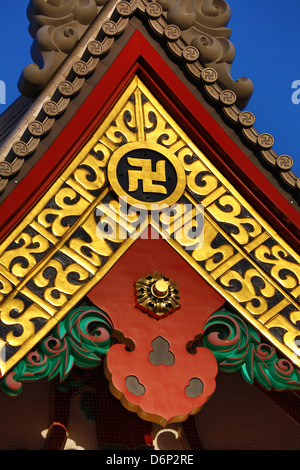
<box><xmin>125</xmin><ymin>375</ymin><xmax>145</xmax><ymax>396</ymax></box>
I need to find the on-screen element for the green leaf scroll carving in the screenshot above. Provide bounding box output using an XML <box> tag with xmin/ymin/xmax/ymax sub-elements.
<box><xmin>2</xmin><ymin>305</ymin><xmax>300</xmax><ymax>397</ymax></box>
<box><xmin>0</xmin><ymin>306</ymin><xmax>113</xmax><ymax>396</ymax></box>
<box><xmin>203</xmin><ymin>311</ymin><xmax>300</xmax><ymax>391</ymax></box>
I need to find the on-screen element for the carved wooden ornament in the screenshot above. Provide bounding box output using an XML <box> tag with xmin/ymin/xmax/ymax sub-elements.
<box><xmin>88</xmin><ymin>232</ymin><xmax>224</xmax><ymax>426</ymax></box>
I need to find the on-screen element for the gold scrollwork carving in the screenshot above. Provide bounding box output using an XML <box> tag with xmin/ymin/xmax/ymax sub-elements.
<box><xmin>265</xmin><ymin>312</ymin><xmax>300</xmax><ymax>358</ymax></box>
<box><xmin>254</xmin><ymin>243</ymin><xmax>300</xmax><ymax>293</ymax></box>
<box><xmin>143</xmin><ymin>99</ymin><xmax>179</xmax><ymax>146</ymax></box>
<box><xmin>38</xmin><ymin>187</ymin><xmax>89</xmax><ymax>237</ymax></box>
<box><xmin>105</xmin><ymin>97</ymin><xmax>138</xmax><ymax>145</ymax></box>
<box><xmin>158</xmin><ymin>201</ymin><xmax>194</xmax><ymax>234</ymax></box>
<box><xmin>32</xmin><ymin>259</ymin><xmax>90</xmax><ymax>308</ymax></box>
<box><xmin>0</xmin><ymin>231</ymin><xmax>51</xmax><ymax>279</ymax></box>
<box><xmin>71</xmin><ymin>142</ymin><xmax>111</xmax><ymax>192</ymax></box>
<box><xmin>219</xmin><ymin>267</ymin><xmax>277</xmax><ymax>317</ymax></box>
<box><xmin>177</xmin><ymin>147</ymin><xmax>220</xmax><ymax>198</ymax></box>
<box><xmin>68</xmin><ymin>214</ymin><xmax>115</xmax><ymax>268</ymax></box>
<box><xmin>100</xmin><ymin>84</ymin><xmax>182</xmax><ymax>150</ymax></box>
<box><xmin>190</xmin><ymin>219</ymin><xmax>235</xmax><ymax>272</ymax></box>
<box><xmin>0</xmin><ymin>294</ymin><xmax>49</xmax><ymax>347</ymax></box>
<box><xmin>208</xmin><ymin>194</ymin><xmax>263</xmax><ymax>245</ymax></box>
<box><xmin>0</xmin><ymin>273</ymin><xmax>13</xmax><ymax>303</ymax></box>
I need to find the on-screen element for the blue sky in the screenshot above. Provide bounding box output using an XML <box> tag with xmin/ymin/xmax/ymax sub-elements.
<box><xmin>0</xmin><ymin>1</ymin><xmax>300</xmax><ymax>178</ymax></box>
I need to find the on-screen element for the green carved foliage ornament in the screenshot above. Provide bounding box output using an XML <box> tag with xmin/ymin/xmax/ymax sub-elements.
<box><xmin>0</xmin><ymin>306</ymin><xmax>113</xmax><ymax>396</ymax></box>
<box><xmin>1</xmin><ymin>306</ymin><xmax>300</xmax><ymax>397</ymax></box>
<box><xmin>203</xmin><ymin>311</ymin><xmax>300</xmax><ymax>391</ymax></box>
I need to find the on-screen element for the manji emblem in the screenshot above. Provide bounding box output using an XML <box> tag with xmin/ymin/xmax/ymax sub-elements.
<box><xmin>107</xmin><ymin>142</ymin><xmax>186</xmax><ymax>208</ymax></box>
<box><xmin>0</xmin><ymin>75</ymin><xmax>299</xmax><ymax>385</ymax></box>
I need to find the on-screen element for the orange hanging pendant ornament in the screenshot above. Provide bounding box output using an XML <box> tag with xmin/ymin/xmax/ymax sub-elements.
<box><xmin>88</xmin><ymin>234</ymin><xmax>225</xmax><ymax>426</ymax></box>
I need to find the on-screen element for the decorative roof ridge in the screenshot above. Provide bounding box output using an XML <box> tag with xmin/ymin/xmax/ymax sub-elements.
<box><xmin>0</xmin><ymin>0</ymin><xmax>299</xmax><ymax>204</ymax></box>
<box><xmin>19</xmin><ymin>0</ymin><xmax>254</xmax><ymax>108</ymax></box>
<box><xmin>18</xmin><ymin>0</ymin><xmax>111</xmax><ymax>98</ymax></box>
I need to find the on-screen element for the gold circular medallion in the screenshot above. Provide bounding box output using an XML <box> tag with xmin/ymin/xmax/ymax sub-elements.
<box><xmin>107</xmin><ymin>142</ymin><xmax>186</xmax><ymax>209</ymax></box>
<box><xmin>134</xmin><ymin>271</ymin><xmax>181</xmax><ymax>319</ymax></box>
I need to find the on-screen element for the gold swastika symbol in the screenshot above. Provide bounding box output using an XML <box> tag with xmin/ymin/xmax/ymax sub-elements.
<box><xmin>127</xmin><ymin>157</ymin><xmax>167</xmax><ymax>194</ymax></box>
<box><xmin>107</xmin><ymin>142</ymin><xmax>186</xmax><ymax>209</ymax></box>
